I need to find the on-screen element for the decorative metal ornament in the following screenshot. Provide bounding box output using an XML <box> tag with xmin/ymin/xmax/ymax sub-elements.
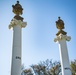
<box><xmin>56</xmin><ymin>17</ymin><xmax>67</xmax><ymax>36</ymax></box>
<box><xmin>12</xmin><ymin>1</ymin><xmax>23</xmax><ymax>15</ymax></box>
<box><xmin>12</xmin><ymin>1</ymin><xmax>24</xmax><ymax>21</ymax></box>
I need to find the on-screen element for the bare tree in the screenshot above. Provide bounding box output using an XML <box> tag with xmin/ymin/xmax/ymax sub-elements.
<box><xmin>71</xmin><ymin>60</ymin><xmax>76</xmax><ymax>75</ymax></box>
<box><xmin>23</xmin><ymin>68</ymin><xmax>33</xmax><ymax>75</ymax></box>
<box><xmin>49</xmin><ymin>61</ymin><xmax>61</xmax><ymax>75</ymax></box>
<box><xmin>31</xmin><ymin>59</ymin><xmax>61</xmax><ymax>75</ymax></box>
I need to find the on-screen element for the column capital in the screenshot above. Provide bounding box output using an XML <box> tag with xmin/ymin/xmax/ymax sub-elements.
<box><xmin>54</xmin><ymin>34</ymin><xmax>71</xmax><ymax>42</ymax></box>
<box><xmin>9</xmin><ymin>18</ymin><xmax>27</xmax><ymax>29</ymax></box>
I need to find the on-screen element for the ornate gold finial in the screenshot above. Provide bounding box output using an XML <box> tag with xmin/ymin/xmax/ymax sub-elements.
<box><xmin>12</xmin><ymin>1</ymin><xmax>23</xmax><ymax>21</ymax></box>
<box><xmin>12</xmin><ymin>1</ymin><xmax>23</xmax><ymax>15</ymax></box>
<box><xmin>56</xmin><ymin>17</ymin><xmax>67</xmax><ymax>36</ymax></box>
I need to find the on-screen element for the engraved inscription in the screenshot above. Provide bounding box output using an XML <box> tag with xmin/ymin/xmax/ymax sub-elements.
<box><xmin>16</xmin><ymin>56</ymin><xmax>21</xmax><ymax>60</ymax></box>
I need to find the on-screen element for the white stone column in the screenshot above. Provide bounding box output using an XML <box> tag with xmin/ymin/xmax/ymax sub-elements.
<box><xmin>54</xmin><ymin>34</ymin><xmax>72</xmax><ymax>75</ymax></box>
<box><xmin>9</xmin><ymin>18</ymin><xmax>27</xmax><ymax>75</ymax></box>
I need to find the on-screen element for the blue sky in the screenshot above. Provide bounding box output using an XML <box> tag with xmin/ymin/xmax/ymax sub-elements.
<box><xmin>0</xmin><ymin>0</ymin><xmax>76</xmax><ymax>75</ymax></box>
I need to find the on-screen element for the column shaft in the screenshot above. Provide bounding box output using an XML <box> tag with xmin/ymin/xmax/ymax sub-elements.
<box><xmin>11</xmin><ymin>25</ymin><xmax>22</xmax><ymax>75</ymax></box>
<box><xmin>58</xmin><ymin>39</ymin><xmax>71</xmax><ymax>75</ymax></box>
